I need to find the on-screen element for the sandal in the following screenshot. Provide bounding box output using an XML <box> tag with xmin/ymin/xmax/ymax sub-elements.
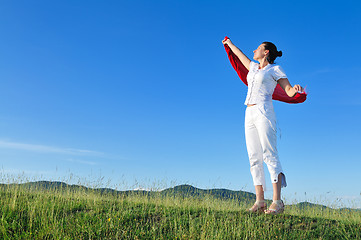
<box><xmin>249</xmin><ymin>200</ymin><xmax>267</xmax><ymax>213</ymax></box>
<box><xmin>264</xmin><ymin>200</ymin><xmax>284</xmax><ymax>215</ymax></box>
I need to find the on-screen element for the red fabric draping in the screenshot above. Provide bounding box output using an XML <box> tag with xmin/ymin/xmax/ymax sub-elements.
<box><xmin>223</xmin><ymin>36</ymin><xmax>307</xmax><ymax>104</ymax></box>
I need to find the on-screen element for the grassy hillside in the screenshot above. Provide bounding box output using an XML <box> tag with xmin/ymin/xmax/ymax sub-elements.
<box><xmin>0</xmin><ymin>182</ymin><xmax>360</xmax><ymax>239</ymax></box>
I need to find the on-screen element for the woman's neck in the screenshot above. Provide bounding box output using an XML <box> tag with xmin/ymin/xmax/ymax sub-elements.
<box><xmin>258</xmin><ymin>58</ymin><xmax>270</xmax><ymax>69</ymax></box>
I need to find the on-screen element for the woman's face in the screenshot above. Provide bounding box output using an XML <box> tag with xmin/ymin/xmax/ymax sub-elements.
<box><xmin>253</xmin><ymin>44</ymin><xmax>268</xmax><ymax>61</ymax></box>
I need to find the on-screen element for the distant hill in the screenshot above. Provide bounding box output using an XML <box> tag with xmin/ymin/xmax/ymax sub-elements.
<box><xmin>0</xmin><ymin>181</ymin><xmax>256</xmax><ymax>203</ymax></box>
<box><xmin>1</xmin><ymin>181</ymin><xmax>359</xmax><ymax>212</ymax></box>
<box><xmin>161</xmin><ymin>184</ymin><xmax>256</xmax><ymax>203</ymax></box>
<box><xmin>295</xmin><ymin>201</ymin><xmax>328</xmax><ymax>210</ymax></box>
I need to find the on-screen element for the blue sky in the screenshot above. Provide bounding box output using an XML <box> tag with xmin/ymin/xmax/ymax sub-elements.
<box><xmin>0</xmin><ymin>0</ymin><xmax>360</xmax><ymax>208</ymax></box>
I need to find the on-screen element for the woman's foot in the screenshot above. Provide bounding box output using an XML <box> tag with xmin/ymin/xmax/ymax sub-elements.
<box><xmin>249</xmin><ymin>200</ymin><xmax>267</xmax><ymax>213</ymax></box>
<box><xmin>264</xmin><ymin>200</ymin><xmax>284</xmax><ymax>215</ymax></box>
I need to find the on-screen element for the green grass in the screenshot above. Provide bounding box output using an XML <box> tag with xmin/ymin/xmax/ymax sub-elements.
<box><xmin>0</xmin><ymin>183</ymin><xmax>360</xmax><ymax>239</ymax></box>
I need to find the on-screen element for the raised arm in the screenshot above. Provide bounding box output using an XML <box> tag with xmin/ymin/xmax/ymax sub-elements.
<box><xmin>278</xmin><ymin>78</ymin><xmax>303</xmax><ymax>97</ymax></box>
<box><xmin>222</xmin><ymin>38</ymin><xmax>251</xmax><ymax>70</ymax></box>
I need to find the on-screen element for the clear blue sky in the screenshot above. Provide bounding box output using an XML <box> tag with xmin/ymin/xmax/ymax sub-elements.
<box><xmin>0</xmin><ymin>0</ymin><xmax>360</xmax><ymax>208</ymax></box>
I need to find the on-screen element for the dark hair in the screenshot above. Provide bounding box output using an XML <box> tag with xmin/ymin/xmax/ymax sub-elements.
<box><xmin>262</xmin><ymin>41</ymin><xmax>282</xmax><ymax>64</ymax></box>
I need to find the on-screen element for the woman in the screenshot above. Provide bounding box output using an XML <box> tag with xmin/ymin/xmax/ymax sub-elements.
<box><xmin>222</xmin><ymin>38</ymin><xmax>303</xmax><ymax>214</ymax></box>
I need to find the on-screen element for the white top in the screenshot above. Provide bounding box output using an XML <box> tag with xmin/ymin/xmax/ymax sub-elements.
<box><xmin>244</xmin><ymin>61</ymin><xmax>287</xmax><ymax>105</ymax></box>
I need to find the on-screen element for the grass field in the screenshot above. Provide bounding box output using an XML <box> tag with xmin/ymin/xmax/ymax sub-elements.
<box><xmin>0</xmin><ymin>181</ymin><xmax>360</xmax><ymax>239</ymax></box>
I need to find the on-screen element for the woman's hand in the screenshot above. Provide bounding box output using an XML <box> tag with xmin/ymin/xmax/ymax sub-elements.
<box><xmin>222</xmin><ymin>38</ymin><xmax>232</xmax><ymax>45</ymax></box>
<box><xmin>278</xmin><ymin>78</ymin><xmax>304</xmax><ymax>97</ymax></box>
<box><xmin>293</xmin><ymin>84</ymin><xmax>304</xmax><ymax>93</ymax></box>
<box><xmin>222</xmin><ymin>37</ymin><xmax>251</xmax><ymax>70</ymax></box>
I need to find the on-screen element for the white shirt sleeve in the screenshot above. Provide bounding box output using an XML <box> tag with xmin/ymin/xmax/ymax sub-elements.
<box><xmin>272</xmin><ymin>65</ymin><xmax>287</xmax><ymax>81</ymax></box>
<box><xmin>249</xmin><ymin>61</ymin><xmax>258</xmax><ymax>71</ymax></box>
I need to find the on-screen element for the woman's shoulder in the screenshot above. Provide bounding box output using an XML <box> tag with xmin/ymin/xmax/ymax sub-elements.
<box><xmin>269</xmin><ymin>64</ymin><xmax>285</xmax><ymax>72</ymax></box>
<box><xmin>270</xmin><ymin>63</ymin><xmax>282</xmax><ymax>69</ymax></box>
<box><xmin>270</xmin><ymin>64</ymin><xmax>287</xmax><ymax>78</ymax></box>
<box><xmin>249</xmin><ymin>61</ymin><xmax>259</xmax><ymax>70</ymax></box>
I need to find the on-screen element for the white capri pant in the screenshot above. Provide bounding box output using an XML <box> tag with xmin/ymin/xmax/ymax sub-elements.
<box><xmin>245</xmin><ymin>102</ymin><xmax>287</xmax><ymax>191</ymax></box>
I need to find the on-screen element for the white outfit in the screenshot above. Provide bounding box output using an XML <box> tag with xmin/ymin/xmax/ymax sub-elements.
<box><xmin>244</xmin><ymin>61</ymin><xmax>287</xmax><ymax>191</ymax></box>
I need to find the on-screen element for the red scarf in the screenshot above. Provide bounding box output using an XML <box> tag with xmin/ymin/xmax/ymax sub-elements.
<box><xmin>223</xmin><ymin>37</ymin><xmax>307</xmax><ymax>104</ymax></box>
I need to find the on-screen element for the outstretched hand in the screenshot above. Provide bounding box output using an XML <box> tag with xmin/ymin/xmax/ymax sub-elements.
<box><xmin>222</xmin><ymin>37</ymin><xmax>231</xmax><ymax>45</ymax></box>
<box><xmin>293</xmin><ymin>84</ymin><xmax>304</xmax><ymax>93</ymax></box>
